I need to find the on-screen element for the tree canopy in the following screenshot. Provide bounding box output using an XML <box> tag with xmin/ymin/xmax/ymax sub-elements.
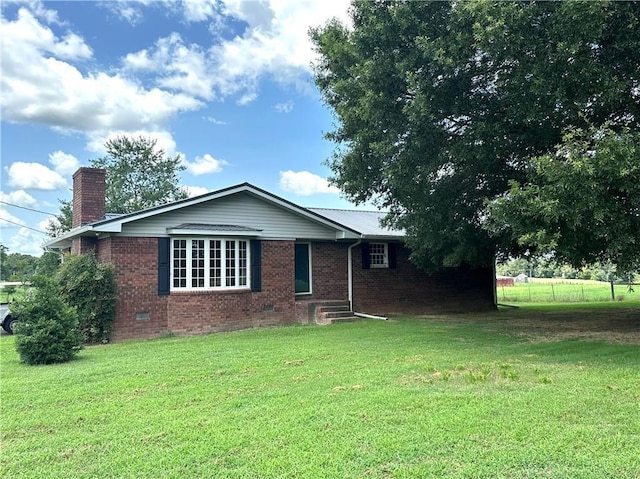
<box><xmin>311</xmin><ymin>0</ymin><xmax>640</xmax><ymax>272</ymax></box>
<box><xmin>488</xmin><ymin>126</ymin><xmax>640</xmax><ymax>276</ymax></box>
<box><xmin>0</xmin><ymin>244</ymin><xmax>38</xmax><ymax>281</ymax></box>
<box><xmin>91</xmin><ymin>135</ymin><xmax>187</xmax><ymax>215</ymax></box>
<box><xmin>45</xmin><ymin>199</ymin><xmax>72</xmax><ymax>238</ymax></box>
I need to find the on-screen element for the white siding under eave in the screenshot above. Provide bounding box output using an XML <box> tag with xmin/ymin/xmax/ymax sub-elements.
<box><xmin>118</xmin><ymin>192</ymin><xmax>339</xmax><ymax>240</ymax></box>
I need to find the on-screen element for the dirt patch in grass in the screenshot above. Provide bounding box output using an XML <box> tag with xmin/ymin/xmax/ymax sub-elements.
<box><xmin>421</xmin><ymin>305</ymin><xmax>640</xmax><ymax>344</ymax></box>
<box><xmin>506</xmin><ymin>308</ymin><xmax>640</xmax><ymax>344</ymax></box>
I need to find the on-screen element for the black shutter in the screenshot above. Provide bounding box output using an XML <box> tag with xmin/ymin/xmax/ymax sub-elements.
<box><xmin>250</xmin><ymin>240</ymin><xmax>262</xmax><ymax>292</ymax></box>
<box><xmin>158</xmin><ymin>237</ymin><xmax>170</xmax><ymax>296</ymax></box>
<box><xmin>388</xmin><ymin>243</ymin><xmax>397</xmax><ymax>269</ymax></box>
<box><xmin>361</xmin><ymin>242</ymin><xmax>370</xmax><ymax>269</ymax></box>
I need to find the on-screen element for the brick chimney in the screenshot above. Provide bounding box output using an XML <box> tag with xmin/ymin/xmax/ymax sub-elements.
<box><xmin>72</xmin><ymin>167</ymin><xmax>106</xmax><ymax>228</ymax></box>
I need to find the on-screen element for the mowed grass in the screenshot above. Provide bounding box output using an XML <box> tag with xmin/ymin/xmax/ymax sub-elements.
<box><xmin>2</xmin><ymin>305</ymin><xmax>640</xmax><ymax>478</ymax></box>
<box><xmin>498</xmin><ymin>280</ymin><xmax>640</xmax><ymax>303</ymax></box>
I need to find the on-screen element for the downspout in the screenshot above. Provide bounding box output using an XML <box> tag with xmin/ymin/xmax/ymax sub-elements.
<box><xmin>348</xmin><ymin>237</ymin><xmax>388</xmax><ymax>321</ymax></box>
<box><xmin>347</xmin><ymin>238</ymin><xmax>362</xmax><ymax>312</ymax></box>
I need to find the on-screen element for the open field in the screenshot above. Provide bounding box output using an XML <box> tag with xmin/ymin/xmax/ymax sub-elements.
<box><xmin>497</xmin><ymin>280</ymin><xmax>639</xmax><ymax>303</ymax></box>
<box><xmin>2</xmin><ymin>304</ymin><xmax>639</xmax><ymax>478</ymax></box>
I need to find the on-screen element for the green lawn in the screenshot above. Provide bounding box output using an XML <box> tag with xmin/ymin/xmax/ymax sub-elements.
<box><xmin>497</xmin><ymin>280</ymin><xmax>639</xmax><ymax>303</ymax></box>
<box><xmin>2</xmin><ymin>305</ymin><xmax>639</xmax><ymax>478</ymax></box>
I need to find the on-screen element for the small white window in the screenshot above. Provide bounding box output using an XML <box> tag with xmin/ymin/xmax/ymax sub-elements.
<box><xmin>369</xmin><ymin>243</ymin><xmax>388</xmax><ymax>268</ymax></box>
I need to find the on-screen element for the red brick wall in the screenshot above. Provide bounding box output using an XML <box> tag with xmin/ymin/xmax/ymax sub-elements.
<box><xmin>99</xmin><ymin>237</ymin><xmax>168</xmax><ymax>340</ymax></box>
<box><xmin>72</xmin><ymin>168</ymin><xmax>106</xmax><ymax>228</ymax></box>
<box><xmin>166</xmin><ymin>240</ymin><xmax>296</xmax><ymax>335</ymax></box>
<box><xmin>95</xmin><ymin>236</ymin><xmax>494</xmax><ymax>340</ymax></box>
<box><xmin>71</xmin><ymin>236</ymin><xmax>98</xmax><ymax>255</ymax></box>
<box><xmin>352</xmin><ymin>243</ymin><xmax>495</xmax><ymax>314</ymax></box>
<box><xmin>100</xmin><ymin>237</ymin><xmax>296</xmax><ymax>340</ymax></box>
<box><xmin>307</xmin><ymin>242</ymin><xmax>349</xmax><ymax>300</ymax></box>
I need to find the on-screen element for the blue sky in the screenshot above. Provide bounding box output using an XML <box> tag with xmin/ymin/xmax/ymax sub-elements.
<box><xmin>0</xmin><ymin>0</ymin><xmax>355</xmax><ymax>256</ymax></box>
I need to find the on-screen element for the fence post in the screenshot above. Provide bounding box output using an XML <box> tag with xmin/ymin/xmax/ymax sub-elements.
<box><xmin>610</xmin><ymin>280</ymin><xmax>615</xmax><ymax>301</ymax></box>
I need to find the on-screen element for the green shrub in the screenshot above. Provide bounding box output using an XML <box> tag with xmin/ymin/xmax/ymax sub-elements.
<box><xmin>13</xmin><ymin>277</ymin><xmax>83</xmax><ymax>365</ymax></box>
<box><xmin>56</xmin><ymin>253</ymin><xmax>116</xmax><ymax>344</ymax></box>
<box><xmin>3</xmin><ymin>284</ymin><xmax>17</xmax><ymax>296</ymax></box>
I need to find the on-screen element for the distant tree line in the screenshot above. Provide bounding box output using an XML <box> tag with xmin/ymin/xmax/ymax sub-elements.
<box><xmin>497</xmin><ymin>258</ymin><xmax>637</xmax><ymax>284</ymax></box>
<box><xmin>0</xmin><ymin>244</ymin><xmax>60</xmax><ymax>282</ymax></box>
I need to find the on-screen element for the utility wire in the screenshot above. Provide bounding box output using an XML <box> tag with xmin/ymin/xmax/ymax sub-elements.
<box><xmin>0</xmin><ymin>218</ymin><xmax>48</xmax><ymax>235</ymax></box>
<box><xmin>0</xmin><ymin>200</ymin><xmax>57</xmax><ymax>216</ymax></box>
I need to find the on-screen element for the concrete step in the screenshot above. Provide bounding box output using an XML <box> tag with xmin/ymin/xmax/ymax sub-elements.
<box><xmin>329</xmin><ymin>316</ymin><xmax>360</xmax><ymax>323</ymax></box>
<box><xmin>316</xmin><ymin>301</ymin><xmax>349</xmax><ymax>312</ymax></box>
<box><xmin>310</xmin><ymin>300</ymin><xmax>354</xmax><ymax>326</ymax></box>
<box><xmin>317</xmin><ymin>305</ymin><xmax>351</xmax><ymax>314</ymax></box>
<box><xmin>321</xmin><ymin>310</ymin><xmax>355</xmax><ymax>319</ymax></box>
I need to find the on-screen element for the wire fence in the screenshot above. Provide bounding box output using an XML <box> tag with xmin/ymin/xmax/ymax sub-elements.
<box><xmin>498</xmin><ymin>282</ymin><xmax>639</xmax><ymax>303</ymax></box>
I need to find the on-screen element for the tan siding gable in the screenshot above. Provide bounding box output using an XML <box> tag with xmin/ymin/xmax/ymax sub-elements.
<box><xmin>119</xmin><ymin>192</ymin><xmax>338</xmax><ymax>239</ymax></box>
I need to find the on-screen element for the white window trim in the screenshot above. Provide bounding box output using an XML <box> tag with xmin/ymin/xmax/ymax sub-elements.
<box><xmin>295</xmin><ymin>242</ymin><xmax>313</xmax><ymax>296</ymax></box>
<box><xmin>369</xmin><ymin>242</ymin><xmax>389</xmax><ymax>269</ymax></box>
<box><xmin>170</xmin><ymin>237</ymin><xmax>250</xmax><ymax>292</ymax></box>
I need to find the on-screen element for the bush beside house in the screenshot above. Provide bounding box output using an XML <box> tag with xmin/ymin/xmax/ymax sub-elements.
<box><xmin>13</xmin><ymin>277</ymin><xmax>83</xmax><ymax>365</ymax></box>
<box><xmin>57</xmin><ymin>253</ymin><xmax>116</xmax><ymax>344</ymax></box>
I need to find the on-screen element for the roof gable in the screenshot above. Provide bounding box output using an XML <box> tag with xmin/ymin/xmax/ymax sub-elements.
<box><xmin>96</xmin><ymin>184</ymin><xmax>359</xmax><ymax>235</ymax></box>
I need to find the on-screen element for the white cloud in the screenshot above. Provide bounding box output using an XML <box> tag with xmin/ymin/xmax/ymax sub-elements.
<box><xmin>275</xmin><ymin>101</ymin><xmax>294</xmax><ymax>113</ymax></box>
<box><xmin>203</xmin><ymin>116</ymin><xmax>226</xmax><ymax>125</ymax></box>
<box><xmin>183</xmin><ymin>154</ymin><xmax>227</xmax><ymax>175</ymax></box>
<box><xmin>183</xmin><ymin>185</ymin><xmax>210</xmax><ymax>197</ymax></box>
<box><xmin>37</xmin><ymin>217</ymin><xmax>53</xmax><ymax>230</ymax></box>
<box><xmin>181</xmin><ymin>0</ymin><xmax>220</xmax><ymax>22</ymax></box>
<box><xmin>5</xmin><ymin>227</ymin><xmax>46</xmax><ymax>256</ymax></box>
<box><xmin>209</xmin><ymin>0</ymin><xmax>351</xmax><ymax>98</ymax></box>
<box><xmin>237</xmin><ymin>92</ymin><xmax>258</xmax><ymax>105</ymax></box>
<box><xmin>123</xmin><ymin>33</ymin><xmax>216</xmax><ymax>100</ymax></box>
<box><xmin>5</xmin><ymin>7</ymin><xmax>92</xmax><ymax>60</ymax></box>
<box><xmin>0</xmin><ymin>190</ymin><xmax>38</xmax><ymax>208</ymax></box>
<box><xmin>0</xmin><ymin>208</ymin><xmax>26</xmax><ymax>227</ymax></box>
<box><xmin>19</xmin><ymin>0</ymin><xmax>61</xmax><ymax>24</ymax></box>
<box><xmin>0</xmin><ymin>1</ymin><xmax>352</xmax><ymax>161</ymax></box>
<box><xmin>279</xmin><ymin>170</ymin><xmax>339</xmax><ymax>196</ymax></box>
<box><xmin>1</xmin><ymin>8</ymin><xmax>202</xmax><ymax>138</ymax></box>
<box><xmin>121</xmin><ymin>1</ymin><xmax>351</xmax><ymax>104</ymax></box>
<box><xmin>48</xmin><ymin>150</ymin><xmax>79</xmax><ymax>175</ymax></box>
<box><xmin>100</xmin><ymin>1</ymin><xmax>152</xmax><ymax>26</ymax></box>
<box><xmin>5</xmin><ymin>162</ymin><xmax>67</xmax><ymax>191</ymax></box>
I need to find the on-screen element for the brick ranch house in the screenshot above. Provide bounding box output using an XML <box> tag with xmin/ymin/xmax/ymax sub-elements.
<box><xmin>45</xmin><ymin>168</ymin><xmax>496</xmax><ymax>341</ymax></box>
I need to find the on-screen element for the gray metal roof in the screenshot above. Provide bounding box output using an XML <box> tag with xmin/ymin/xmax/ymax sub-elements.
<box><xmin>308</xmin><ymin>208</ymin><xmax>404</xmax><ymax>238</ymax></box>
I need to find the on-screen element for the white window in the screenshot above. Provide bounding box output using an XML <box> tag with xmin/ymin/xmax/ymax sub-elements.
<box><xmin>172</xmin><ymin>238</ymin><xmax>249</xmax><ymax>290</ymax></box>
<box><xmin>369</xmin><ymin>243</ymin><xmax>388</xmax><ymax>268</ymax></box>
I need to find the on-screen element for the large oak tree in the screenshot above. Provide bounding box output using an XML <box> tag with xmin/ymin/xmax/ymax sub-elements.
<box><xmin>311</xmin><ymin>0</ymin><xmax>640</xmax><ymax>272</ymax></box>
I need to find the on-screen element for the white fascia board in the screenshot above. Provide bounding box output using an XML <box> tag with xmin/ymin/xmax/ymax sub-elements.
<box><xmin>166</xmin><ymin>227</ymin><xmax>261</xmax><ymax>236</ymax></box>
<box><xmin>93</xmin><ymin>223</ymin><xmax>122</xmax><ymax>233</ymax></box>
<box><xmin>42</xmin><ymin>225</ymin><xmax>93</xmax><ymax>249</ymax></box>
<box><xmin>336</xmin><ymin>231</ymin><xmax>361</xmax><ymax>240</ymax></box>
